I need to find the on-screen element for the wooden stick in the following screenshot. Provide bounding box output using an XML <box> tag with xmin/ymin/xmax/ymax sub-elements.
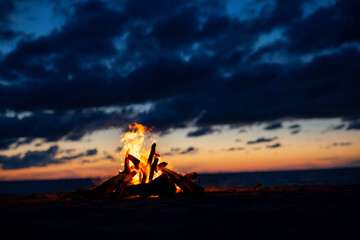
<box><xmin>147</xmin><ymin>143</ymin><xmax>156</xmax><ymax>165</ymax></box>
<box><xmin>127</xmin><ymin>154</ymin><xmax>140</xmax><ymax>169</ymax></box>
<box><xmin>162</xmin><ymin>168</ymin><xmax>204</xmax><ymax>194</ymax></box>
<box><xmin>184</xmin><ymin>172</ymin><xmax>199</xmax><ymax>181</ymax></box>
<box><xmin>125</xmin><ymin>174</ymin><xmax>176</xmax><ymax>198</ymax></box>
<box><xmin>141</xmin><ymin>143</ymin><xmax>156</xmax><ymax>184</ymax></box>
<box><xmin>124</xmin><ymin>150</ymin><xmax>130</xmax><ymax>172</ymax></box>
<box><xmin>149</xmin><ymin>157</ymin><xmax>159</xmax><ymax>181</ymax></box>
<box><xmin>157</xmin><ymin>162</ymin><xmax>168</xmax><ymax>171</ymax></box>
<box><xmin>73</xmin><ymin>171</ymin><xmax>136</xmax><ymax>198</ymax></box>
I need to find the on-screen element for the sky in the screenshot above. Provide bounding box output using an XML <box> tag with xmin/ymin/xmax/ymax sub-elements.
<box><xmin>0</xmin><ymin>0</ymin><xmax>359</xmax><ymax>181</ymax></box>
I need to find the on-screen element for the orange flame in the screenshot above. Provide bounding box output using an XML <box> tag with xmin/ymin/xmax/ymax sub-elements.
<box><xmin>120</xmin><ymin>122</ymin><xmax>157</xmax><ymax>184</ymax></box>
<box><xmin>120</xmin><ymin>122</ymin><xmax>152</xmax><ymax>160</ymax></box>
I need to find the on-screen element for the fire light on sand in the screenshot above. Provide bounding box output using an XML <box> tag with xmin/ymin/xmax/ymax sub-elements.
<box><xmin>70</xmin><ymin>122</ymin><xmax>204</xmax><ymax>199</ymax></box>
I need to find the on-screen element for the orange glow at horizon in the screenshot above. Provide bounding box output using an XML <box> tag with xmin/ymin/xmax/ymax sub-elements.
<box><xmin>0</xmin><ymin>119</ymin><xmax>359</xmax><ymax>181</ymax></box>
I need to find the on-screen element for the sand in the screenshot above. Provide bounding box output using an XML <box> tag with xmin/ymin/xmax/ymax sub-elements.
<box><xmin>1</xmin><ymin>185</ymin><xmax>359</xmax><ymax>240</ymax></box>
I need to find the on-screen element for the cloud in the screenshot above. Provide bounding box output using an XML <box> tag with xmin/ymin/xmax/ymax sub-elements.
<box><xmin>0</xmin><ymin>138</ymin><xmax>18</xmax><ymax>150</ymax></box>
<box><xmin>226</xmin><ymin>147</ymin><xmax>245</xmax><ymax>151</ymax></box>
<box><xmin>332</xmin><ymin>142</ymin><xmax>352</xmax><ymax>147</ymax></box>
<box><xmin>235</xmin><ymin>139</ymin><xmax>241</xmax><ymax>142</ymax></box>
<box><xmin>266</xmin><ymin>143</ymin><xmax>281</xmax><ymax>148</ymax></box>
<box><xmin>0</xmin><ymin>0</ymin><xmax>358</xmax><ymax>146</ymax></box>
<box><xmin>103</xmin><ymin>151</ymin><xmax>115</xmax><ymax>161</ymax></box>
<box><xmin>347</xmin><ymin>120</ymin><xmax>360</xmax><ymax>130</ymax></box>
<box><xmin>180</xmin><ymin>147</ymin><xmax>198</xmax><ymax>155</ymax></box>
<box><xmin>288</xmin><ymin>124</ymin><xmax>300</xmax><ymax>129</ymax></box>
<box><xmin>287</xmin><ymin>0</ymin><xmax>360</xmax><ymax>53</ymax></box>
<box><xmin>0</xmin><ymin>146</ymin><xmax>98</xmax><ymax>169</ymax></box>
<box><xmin>86</xmin><ymin>149</ymin><xmax>97</xmax><ymax>156</ymax></box>
<box><xmin>247</xmin><ymin>137</ymin><xmax>278</xmax><ymax>144</ymax></box>
<box><xmin>0</xmin><ymin>110</ymin><xmax>132</xmax><ymax>150</ymax></box>
<box><xmin>264</xmin><ymin>122</ymin><xmax>282</xmax><ymax>130</ymax></box>
<box><xmin>163</xmin><ymin>146</ymin><xmax>198</xmax><ymax>156</ymax></box>
<box><xmin>328</xmin><ymin>124</ymin><xmax>346</xmax><ymax>131</ymax></box>
<box><xmin>187</xmin><ymin>127</ymin><xmax>220</xmax><ymax>137</ymax></box>
<box><xmin>291</xmin><ymin>129</ymin><xmax>301</xmax><ymax>134</ymax></box>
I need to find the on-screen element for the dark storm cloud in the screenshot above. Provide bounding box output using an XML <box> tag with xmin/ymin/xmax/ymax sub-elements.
<box><xmin>247</xmin><ymin>137</ymin><xmax>278</xmax><ymax>144</ymax></box>
<box><xmin>0</xmin><ymin>146</ymin><xmax>98</xmax><ymax>169</ymax></box>
<box><xmin>0</xmin><ymin>110</ymin><xmax>131</xmax><ymax>147</ymax></box>
<box><xmin>187</xmin><ymin>127</ymin><xmax>219</xmax><ymax>137</ymax></box>
<box><xmin>347</xmin><ymin>120</ymin><xmax>360</xmax><ymax>130</ymax></box>
<box><xmin>0</xmin><ymin>0</ymin><xmax>358</xmax><ymax>148</ymax></box>
<box><xmin>264</xmin><ymin>122</ymin><xmax>282</xmax><ymax>130</ymax></box>
<box><xmin>0</xmin><ymin>0</ymin><xmax>21</xmax><ymax>42</ymax></box>
<box><xmin>0</xmin><ymin>138</ymin><xmax>18</xmax><ymax>150</ymax></box>
<box><xmin>287</xmin><ymin>0</ymin><xmax>360</xmax><ymax>53</ymax></box>
<box><xmin>266</xmin><ymin>143</ymin><xmax>281</xmax><ymax>148</ymax></box>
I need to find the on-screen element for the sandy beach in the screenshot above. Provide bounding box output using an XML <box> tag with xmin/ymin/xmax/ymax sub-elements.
<box><xmin>1</xmin><ymin>185</ymin><xmax>359</xmax><ymax>240</ymax></box>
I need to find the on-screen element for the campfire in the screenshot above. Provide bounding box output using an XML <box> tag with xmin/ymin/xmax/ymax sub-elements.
<box><xmin>72</xmin><ymin>123</ymin><xmax>204</xmax><ymax>199</ymax></box>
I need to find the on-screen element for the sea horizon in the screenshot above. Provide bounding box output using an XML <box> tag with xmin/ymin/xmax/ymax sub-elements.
<box><xmin>1</xmin><ymin>167</ymin><xmax>360</xmax><ymax>195</ymax></box>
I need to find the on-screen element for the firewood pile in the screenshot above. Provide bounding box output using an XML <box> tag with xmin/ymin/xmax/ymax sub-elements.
<box><xmin>71</xmin><ymin>143</ymin><xmax>204</xmax><ymax>199</ymax></box>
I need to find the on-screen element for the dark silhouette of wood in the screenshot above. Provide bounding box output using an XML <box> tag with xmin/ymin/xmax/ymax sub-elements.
<box><xmin>127</xmin><ymin>154</ymin><xmax>140</xmax><ymax>170</ymax></box>
<box><xmin>184</xmin><ymin>172</ymin><xmax>199</xmax><ymax>181</ymax></box>
<box><xmin>73</xmin><ymin>171</ymin><xmax>136</xmax><ymax>198</ymax></box>
<box><xmin>125</xmin><ymin>174</ymin><xmax>176</xmax><ymax>197</ymax></box>
<box><xmin>141</xmin><ymin>143</ymin><xmax>156</xmax><ymax>184</ymax></box>
<box><xmin>147</xmin><ymin>143</ymin><xmax>156</xmax><ymax>165</ymax></box>
<box><xmin>162</xmin><ymin>168</ymin><xmax>204</xmax><ymax>194</ymax></box>
<box><xmin>157</xmin><ymin>162</ymin><xmax>168</xmax><ymax>171</ymax></box>
<box><xmin>149</xmin><ymin>157</ymin><xmax>159</xmax><ymax>181</ymax></box>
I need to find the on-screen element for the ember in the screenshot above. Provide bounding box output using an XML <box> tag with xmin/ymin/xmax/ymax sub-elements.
<box><xmin>72</xmin><ymin>123</ymin><xmax>204</xmax><ymax>199</ymax></box>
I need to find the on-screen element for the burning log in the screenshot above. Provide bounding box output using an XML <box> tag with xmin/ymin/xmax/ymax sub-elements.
<box><xmin>149</xmin><ymin>157</ymin><xmax>159</xmax><ymax>181</ymax></box>
<box><xmin>147</xmin><ymin>143</ymin><xmax>156</xmax><ymax>165</ymax></box>
<box><xmin>72</xmin><ymin>170</ymin><xmax>136</xmax><ymax>199</ymax></box>
<box><xmin>184</xmin><ymin>172</ymin><xmax>199</xmax><ymax>181</ymax></box>
<box><xmin>141</xmin><ymin>143</ymin><xmax>156</xmax><ymax>184</ymax></box>
<box><xmin>157</xmin><ymin>162</ymin><xmax>168</xmax><ymax>171</ymax></box>
<box><xmin>125</xmin><ymin>174</ymin><xmax>176</xmax><ymax>198</ymax></box>
<box><xmin>162</xmin><ymin>168</ymin><xmax>204</xmax><ymax>194</ymax></box>
<box><xmin>127</xmin><ymin>154</ymin><xmax>141</xmax><ymax>170</ymax></box>
<box><xmin>70</xmin><ymin>123</ymin><xmax>204</xmax><ymax>199</ymax></box>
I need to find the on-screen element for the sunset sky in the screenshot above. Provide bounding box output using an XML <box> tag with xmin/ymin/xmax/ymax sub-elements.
<box><xmin>0</xmin><ymin>0</ymin><xmax>359</xmax><ymax>181</ymax></box>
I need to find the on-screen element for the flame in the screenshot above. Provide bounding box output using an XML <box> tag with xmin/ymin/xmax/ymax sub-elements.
<box><xmin>120</xmin><ymin>122</ymin><xmax>159</xmax><ymax>184</ymax></box>
<box><xmin>120</xmin><ymin>122</ymin><xmax>151</xmax><ymax>159</ymax></box>
<box><xmin>119</xmin><ymin>122</ymin><xmax>181</xmax><ymax>194</ymax></box>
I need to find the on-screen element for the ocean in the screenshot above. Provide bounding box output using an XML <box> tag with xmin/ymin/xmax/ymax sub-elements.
<box><xmin>1</xmin><ymin>167</ymin><xmax>360</xmax><ymax>195</ymax></box>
